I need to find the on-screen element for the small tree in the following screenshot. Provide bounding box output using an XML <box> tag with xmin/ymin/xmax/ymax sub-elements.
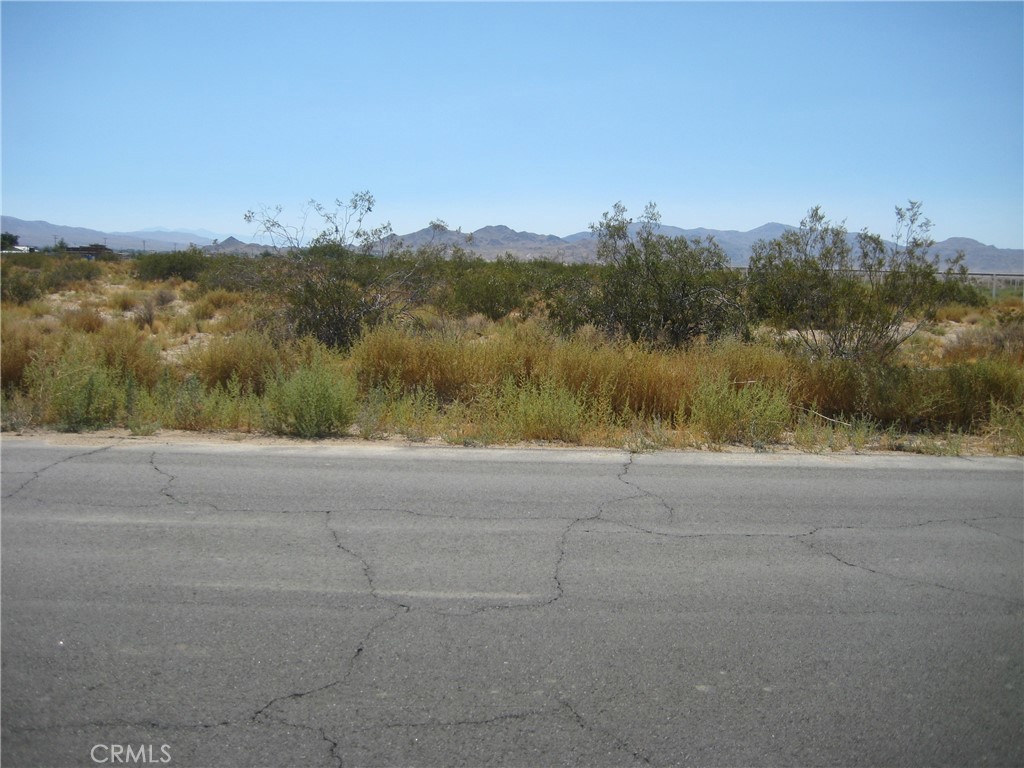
<box><xmin>587</xmin><ymin>202</ymin><xmax>746</xmax><ymax>345</ymax></box>
<box><xmin>748</xmin><ymin>202</ymin><xmax>964</xmax><ymax>362</ymax></box>
<box><xmin>245</xmin><ymin>192</ymin><xmax>421</xmax><ymax>348</ymax></box>
<box><xmin>1</xmin><ymin>232</ymin><xmax>19</xmax><ymax>250</ymax></box>
<box><xmin>244</xmin><ymin>191</ymin><xmax>396</xmax><ymax>257</ymax></box>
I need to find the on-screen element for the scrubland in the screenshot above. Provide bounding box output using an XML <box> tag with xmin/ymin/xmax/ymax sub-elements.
<box><xmin>2</xmin><ymin>246</ymin><xmax>1022</xmax><ymax>455</ymax></box>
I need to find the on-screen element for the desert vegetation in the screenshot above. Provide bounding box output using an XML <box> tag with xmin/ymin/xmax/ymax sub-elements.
<box><xmin>2</xmin><ymin>200</ymin><xmax>1022</xmax><ymax>454</ymax></box>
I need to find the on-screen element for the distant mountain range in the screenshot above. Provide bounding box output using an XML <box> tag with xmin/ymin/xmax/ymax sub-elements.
<box><xmin>3</xmin><ymin>216</ymin><xmax>1021</xmax><ymax>273</ymax></box>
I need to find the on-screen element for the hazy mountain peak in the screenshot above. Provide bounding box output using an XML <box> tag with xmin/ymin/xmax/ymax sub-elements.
<box><xmin>2</xmin><ymin>215</ymin><xmax>1020</xmax><ymax>272</ymax></box>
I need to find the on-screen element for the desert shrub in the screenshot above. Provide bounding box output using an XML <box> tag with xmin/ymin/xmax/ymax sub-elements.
<box><xmin>467</xmin><ymin>376</ymin><xmax>589</xmax><ymax>444</ymax></box>
<box><xmin>748</xmin><ymin>203</ymin><xmax>962</xmax><ymax>362</ymax></box>
<box><xmin>941</xmin><ymin>360</ymin><xmax>1024</xmax><ymax>429</ymax></box>
<box><xmin>443</xmin><ymin>254</ymin><xmax>532</xmax><ymax>321</ymax></box>
<box><xmin>110</xmin><ymin>290</ymin><xmax>142</xmax><ymax>312</ymax></box>
<box><xmin>190</xmin><ymin>288</ymin><xmax>245</xmax><ymax>321</ymax></box>
<box><xmin>196</xmin><ymin>254</ymin><xmax>277</xmax><ymax>294</ymax></box>
<box><xmin>282</xmin><ymin>258</ymin><xmax>406</xmax><ymax>350</ymax></box>
<box><xmin>153</xmin><ymin>287</ymin><xmax>177</xmax><ymax>307</ymax></box>
<box><xmin>584</xmin><ymin>203</ymin><xmax>747</xmax><ymax>345</ymax></box>
<box><xmin>2</xmin><ymin>252</ymin><xmax>50</xmax><ymax>270</ymax></box>
<box><xmin>183</xmin><ymin>330</ymin><xmax>288</xmax><ymax>395</ymax></box>
<box><xmin>683</xmin><ymin>372</ymin><xmax>791</xmax><ymax>446</ymax></box>
<box><xmin>934</xmin><ymin>276</ymin><xmax>987</xmax><ymax>307</ymax></box>
<box><xmin>1</xmin><ymin>312</ymin><xmax>45</xmax><ymax>390</ymax></box>
<box><xmin>157</xmin><ymin>373</ymin><xmax>205</xmax><ymax>430</ymax></box>
<box><xmin>43</xmin><ymin>258</ymin><xmax>102</xmax><ymax>291</ymax></box>
<box><xmin>133</xmin><ymin>297</ymin><xmax>157</xmax><ymax>330</ymax></box>
<box><xmin>25</xmin><ymin>345</ymin><xmax>123</xmax><ymax>432</ymax></box>
<box><xmin>1</xmin><ymin>265</ymin><xmax>44</xmax><ymax>304</ymax></box>
<box><xmin>62</xmin><ymin>307</ymin><xmax>106</xmax><ymax>333</ymax></box>
<box><xmin>986</xmin><ymin>403</ymin><xmax>1024</xmax><ymax>455</ymax></box>
<box><xmin>134</xmin><ymin>247</ymin><xmax>209</xmax><ymax>282</ymax></box>
<box><xmin>262</xmin><ymin>366</ymin><xmax>358</xmax><ymax>438</ymax></box>
<box><xmin>945</xmin><ymin>321</ymin><xmax>1024</xmax><ymax>365</ymax></box>
<box><xmin>544</xmin><ymin>266</ymin><xmax>603</xmax><ymax>338</ymax></box>
<box><xmin>94</xmin><ymin>321</ymin><xmax>164</xmax><ymax>389</ymax></box>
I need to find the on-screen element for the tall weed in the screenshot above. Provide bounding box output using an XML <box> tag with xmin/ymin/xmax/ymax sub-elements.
<box><xmin>263</xmin><ymin>366</ymin><xmax>358</xmax><ymax>438</ymax></box>
<box><xmin>94</xmin><ymin>321</ymin><xmax>164</xmax><ymax>389</ymax></box>
<box><xmin>683</xmin><ymin>372</ymin><xmax>791</xmax><ymax>446</ymax></box>
<box><xmin>26</xmin><ymin>345</ymin><xmax>123</xmax><ymax>432</ymax></box>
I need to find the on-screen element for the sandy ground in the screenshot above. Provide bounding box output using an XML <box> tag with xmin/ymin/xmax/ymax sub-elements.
<box><xmin>2</xmin><ymin>425</ymin><xmax>1011</xmax><ymax>458</ymax></box>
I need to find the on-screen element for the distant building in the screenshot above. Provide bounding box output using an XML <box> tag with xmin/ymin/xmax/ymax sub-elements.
<box><xmin>66</xmin><ymin>244</ymin><xmax>115</xmax><ymax>260</ymax></box>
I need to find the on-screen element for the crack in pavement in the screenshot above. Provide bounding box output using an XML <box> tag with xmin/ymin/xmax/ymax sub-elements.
<box><xmin>1</xmin><ymin>443</ymin><xmax>119</xmax><ymax>499</ymax></box>
<box><xmin>148</xmin><ymin>452</ymin><xmax>224</xmax><ymax>512</ymax></box>
<box><xmin>3</xmin><ymin>718</ymin><xmax>233</xmax><ymax>733</ymax></box>
<box><xmin>352</xmin><ymin>701</ymin><xmax>654</xmax><ymax>767</ymax></box>
<box><xmin>617</xmin><ymin>452</ymin><xmax>676</xmax><ymax>522</ymax></box>
<box><xmin>543</xmin><ymin>451</ymin><xmax>668</xmax><ymax>608</ymax></box>
<box><xmin>796</xmin><ymin>529</ymin><xmax>1024</xmax><ymax>609</ymax></box>
<box><xmin>250</xmin><ymin>603</ymin><xmax>410</xmax><ymax>766</ymax></box>
<box><xmin>253</xmin><ymin>456</ymin><xmax>659</xmax><ymax>763</ymax></box>
<box><xmin>376</xmin><ymin>708</ymin><xmax>545</xmax><ymax>730</ymax></box>
<box><xmin>559</xmin><ymin>700</ymin><xmax>655</xmax><ymax>766</ymax></box>
<box><xmin>247</xmin><ymin>511</ymin><xmax>414</xmax><ymax>765</ymax></box>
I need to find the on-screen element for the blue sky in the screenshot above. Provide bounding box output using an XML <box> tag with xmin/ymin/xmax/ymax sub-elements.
<box><xmin>2</xmin><ymin>1</ymin><xmax>1022</xmax><ymax>247</ymax></box>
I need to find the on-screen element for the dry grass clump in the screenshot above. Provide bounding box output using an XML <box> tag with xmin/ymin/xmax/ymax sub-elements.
<box><xmin>61</xmin><ymin>307</ymin><xmax>107</xmax><ymax>333</ymax></box>
<box><xmin>183</xmin><ymin>330</ymin><xmax>291</xmax><ymax>395</ymax></box>
<box><xmin>943</xmin><ymin>322</ymin><xmax>1024</xmax><ymax>365</ymax></box>
<box><xmin>93</xmin><ymin>321</ymin><xmax>164</xmax><ymax>389</ymax></box>
<box><xmin>190</xmin><ymin>288</ymin><xmax>245</xmax><ymax>321</ymax></box>
<box><xmin>934</xmin><ymin>303</ymin><xmax>977</xmax><ymax>323</ymax></box>
<box><xmin>110</xmin><ymin>290</ymin><xmax>142</xmax><ymax>312</ymax></box>
<box><xmin>1</xmin><ymin>310</ymin><xmax>46</xmax><ymax>390</ymax></box>
<box><xmin>153</xmin><ymin>286</ymin><xmax>178</xmax><ymax>307</ymax></box>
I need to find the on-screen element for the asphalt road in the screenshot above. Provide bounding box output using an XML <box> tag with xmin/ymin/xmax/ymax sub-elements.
<box><xmin>2</xmin><ymin>436</ymin><xmax>1022</xmax><ymax>768</ymax></box>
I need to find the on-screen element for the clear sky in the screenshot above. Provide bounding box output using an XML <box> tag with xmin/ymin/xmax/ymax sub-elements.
<box><xmin>2</xmin><ymin>1</ymin><xmax>1022</xmax><ymax>248</ymax></box>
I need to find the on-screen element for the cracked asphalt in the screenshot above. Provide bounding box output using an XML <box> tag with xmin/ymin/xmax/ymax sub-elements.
<box><xmin>2</xmin><ymin>436</ymin><xmax>1022</xmax><ymax>767</ymax></box>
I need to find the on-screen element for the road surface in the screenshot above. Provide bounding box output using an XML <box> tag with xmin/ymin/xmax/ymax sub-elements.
<box><xmin>2</xmin><ymin>436</ymin><xmax>1022</xmax><ymax>767</ymax></box>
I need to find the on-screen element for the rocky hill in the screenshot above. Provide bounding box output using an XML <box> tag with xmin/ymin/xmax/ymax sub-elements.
<box><xmin>3</xmin><ymin>216</ymin><xmax>1020</xmax><ymax>273</ymax></box>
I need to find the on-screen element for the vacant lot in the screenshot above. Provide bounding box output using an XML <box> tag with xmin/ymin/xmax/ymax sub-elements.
<box><xmin>2</xmin><ymin>250</ymin><xmax>1022</xmax><ymax>454</ymax></box>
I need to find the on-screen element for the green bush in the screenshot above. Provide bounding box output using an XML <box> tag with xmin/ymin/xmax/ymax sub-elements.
<box><xmin>942</xmin><ymin>360</ymin><xmax>1024</xmax><ymax>429</ymax></box>
<box><xmin>1</xmin><ymin>265</ymin><xmax>44</xmax><ymax>304</ymax></box>
<box><xmin>282</xmin><ymin>258</ymin><xmax>405</xmax><ymax>350</ymax></box>
<box><xmin>469</xmin><ymin>376</ymin><xmax>590</xmax><ymax>444</ymax></box>
<box><xmin>262</xmin><ymin>366</ymin><xmax>358</xmax><ymax>438</ymax></box>
<box><xmin>160</xmin><ymin>373</ymin><xmax>206</xmax><ymax>430</ymax></box>
<box><xmin>26</xmin><ymin>346</ymin><xmax>123</xmax><ymax>432</ymax></box>
<box><xmin>134</xmin><ymin>247</ymin><xmax>209</xmax><ymax>282</ymax></box>
<box><xmin>95</xmin><ymin>321</ymin><xmax>164</xmax><ymax>389</ymax></box>
<box><xmin>747</xmin><ymin>203</ymin><xmax>959</xmax><ymax>362</ymax></box>
<box><xmin>197</xmin><ymin>254</ymin><xmax>277</xmax><ymax>294</ymax></box>
<box><xmin>43</xmin><ymin>258</ymin><xmax>102</xmax><ymax>290</ymax></box>
<box><xmin>587</xmin><ymin>203</ymin><xmax>747</xmax><ymax>345</ymax></box>
<box><xmin>684</xmin><ymin>372</ymin><xmax>791</xmax><ymax>446</ymax></box>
